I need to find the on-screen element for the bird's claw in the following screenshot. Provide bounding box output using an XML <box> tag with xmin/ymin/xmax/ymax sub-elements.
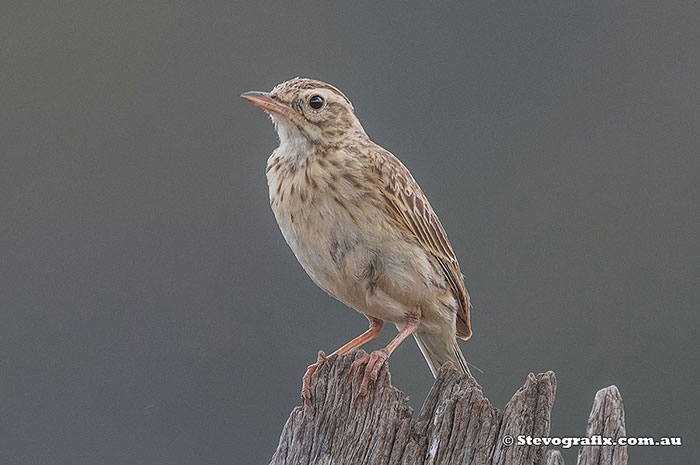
<box><xmin>301</xmin><ymin>350</ymin><xmax>330</xmax><ymax>409</ymax></box>
<box><xmin>349</xmin><ymin>349</ymin><xmax>390</xmax><ymax>407</ymax></box>
<box><xmin>316</xmin><ymin>350</ymin><xmax>328</xmax><ymax>365</ymax></box>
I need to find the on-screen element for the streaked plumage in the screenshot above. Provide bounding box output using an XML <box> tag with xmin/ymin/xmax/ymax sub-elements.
<box><xmin>242</xmin><ymin>78</ymin><xmax>473</xmax><ymax>405</ymax></box>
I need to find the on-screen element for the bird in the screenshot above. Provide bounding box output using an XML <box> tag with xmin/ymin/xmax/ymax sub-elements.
<box><xmin>241</xmin><ymin>78</ymin><xmax>472</xmax><ymax>406</ymax></box>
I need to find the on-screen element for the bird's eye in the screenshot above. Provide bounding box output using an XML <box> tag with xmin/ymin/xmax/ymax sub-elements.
<box><xmin>309</xmin><ymin>95</ymin><xmax>324</xmax><ymax>109</ymax></box>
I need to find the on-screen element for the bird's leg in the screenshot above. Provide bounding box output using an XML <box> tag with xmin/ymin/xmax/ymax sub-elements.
<box><xmin>351</xmin><ymin>317</ymin><xmax>420</xmax><ymax>402</ymax></box>
<box><xmin>301</xmin><ymin>317</ymin><xmax>383</xmax><ymax>408</ymax></box>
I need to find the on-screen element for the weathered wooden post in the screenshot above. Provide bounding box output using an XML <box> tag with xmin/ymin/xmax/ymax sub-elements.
<box><xmin>269</xmin><ymin>351</ymin><xmax>626</xmax><ymax>465</ymax></box>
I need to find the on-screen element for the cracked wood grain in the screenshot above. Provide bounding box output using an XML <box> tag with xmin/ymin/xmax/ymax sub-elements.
<box><xmin>269</xmin><ymin>351</ymin><xmax>556</xmax><ymax>465</ymax></box>
<box><xmin>576</xmin><ymin>386</ymin><xmax>627</xmax><ymax>465</ymax></box>
<box><xmin>268</xmin><ymin>351</ymin><xmax>628</xmax><ymax>465</ymax></box>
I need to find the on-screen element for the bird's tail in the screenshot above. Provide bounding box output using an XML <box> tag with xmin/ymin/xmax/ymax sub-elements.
<box><xmin>413</xmin><ymin>331</ymin><xmax>471</xmax><ymax>377</ymax></box>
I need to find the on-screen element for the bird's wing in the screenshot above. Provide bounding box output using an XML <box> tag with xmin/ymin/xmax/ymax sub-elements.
<box><xmin>370</xmin><ymin>149</ymin><xmax>472</xmax><ymax>339</ymax></box>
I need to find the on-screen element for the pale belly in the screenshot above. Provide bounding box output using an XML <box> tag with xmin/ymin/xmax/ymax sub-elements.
<box><xmin>270</xmin><ymin>192</ymin><xmax>445</xmax><ymax>326</ymax></box>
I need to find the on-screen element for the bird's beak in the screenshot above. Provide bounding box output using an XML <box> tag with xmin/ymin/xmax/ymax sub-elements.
<box><xmin>240</xmin><ymin>91</ymin><xmax>294</xmax><ymax>116</ymax></box>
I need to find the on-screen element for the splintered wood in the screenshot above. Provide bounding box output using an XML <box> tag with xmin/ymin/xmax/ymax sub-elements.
<box><xmin>269</xmin><ymin>351</ymin><xmax>626</xmax><ymax>465</ymax></box>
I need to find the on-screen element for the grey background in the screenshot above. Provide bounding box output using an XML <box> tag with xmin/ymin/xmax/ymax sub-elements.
<box><xmin>1</xmin><ymin>1</ymin><xmax>698</xmax><ymax>464</ymax></box>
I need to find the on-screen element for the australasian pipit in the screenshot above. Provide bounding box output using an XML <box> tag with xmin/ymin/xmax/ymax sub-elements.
<box><xmin>242</xmin><ymin>78</ymin><xmax>472</xmax><ymax>406</ymax></box>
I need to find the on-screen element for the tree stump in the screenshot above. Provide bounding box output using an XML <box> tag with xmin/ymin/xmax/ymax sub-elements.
<box><xmin>269</xmin><ymin>350</ymin><xmax>626</xmax><ymax>465</ymax></box>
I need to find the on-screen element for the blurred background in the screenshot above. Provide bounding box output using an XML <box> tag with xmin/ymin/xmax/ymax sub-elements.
<box><xmin>2</xmin><ymin>1</ymin><xmax>699</xmax><ymax>464</ymax></box>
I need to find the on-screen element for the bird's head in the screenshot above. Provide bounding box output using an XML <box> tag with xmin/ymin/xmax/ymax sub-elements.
<box><xmin>241</xmin><ymin>78</ymin><xmax>366</xmax><ymax>148</ymax></box>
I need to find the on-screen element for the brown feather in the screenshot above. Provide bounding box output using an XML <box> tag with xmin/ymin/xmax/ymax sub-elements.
<box><xmin>363</xmin><ymin>148</ymin><xmax>472</xmax><ymax>339</ymax></box>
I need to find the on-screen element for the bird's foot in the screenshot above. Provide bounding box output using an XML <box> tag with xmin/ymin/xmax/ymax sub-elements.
<box><xmin>349</xmin><ymin>349</ymin><xmax>390</xmax><ymax>406</ymax></box>
<box><xmin>301</xmin><ymin>350</ymin><xmax>328</xmax><ymax>409</ymax></box>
